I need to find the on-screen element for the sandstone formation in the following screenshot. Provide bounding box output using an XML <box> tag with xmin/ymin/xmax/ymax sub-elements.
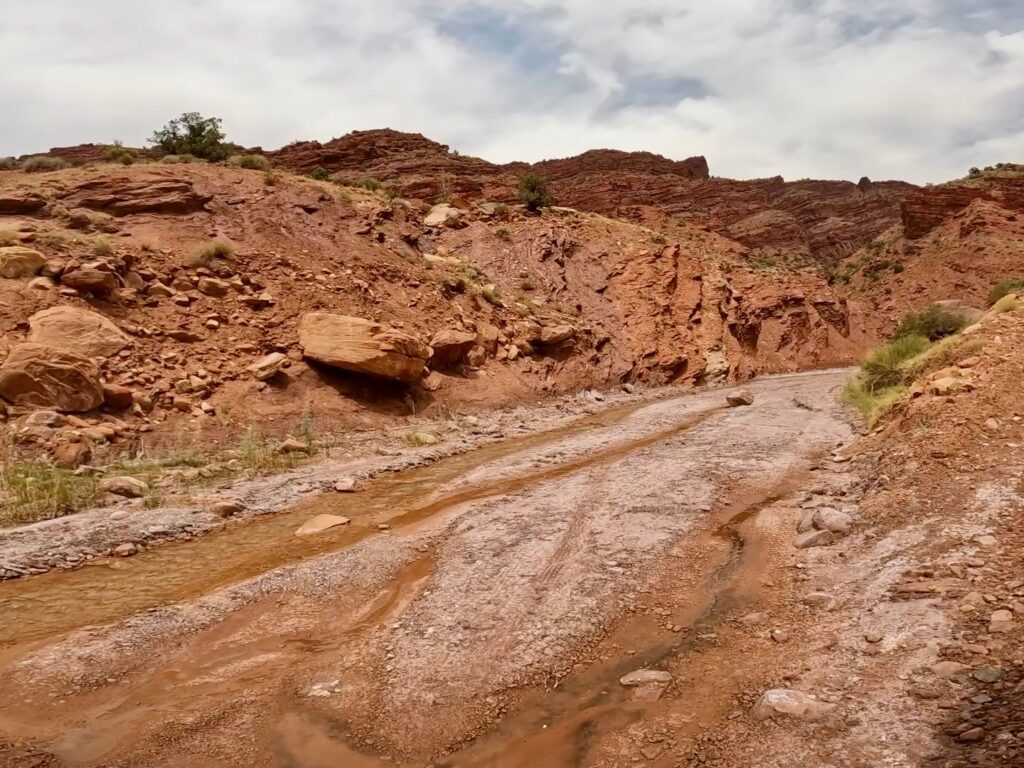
<box><xmin>901</xmin><ymin>175</ymin><xmax>1024</xmax><ymax>239</ymax></box>
<box><xmin>0</xmin><ymin>343</ymin><xmax>103</xmax><ymax>412</ymax></box>
<box><xmin>428</xmin><ymin>329</ymin><xmax>476</xmax><ymax>368</ymax></box>
<box><xmin>0</xmin><ymin>246</ymin><xmax>44</xmax><ymax>278</ymax></box>
<box><xmin>299</xmin><ymin>313</ymin><xmax>431</xmax><ymax>383</ymax></box>
<box><xmin>27</xmin><ymin>306</ymin><xmax>129</xmax><ymax>358</ymax></box>
<box><xmin>61</xmin><ymin>174</ymin><xmax>212</xmax><ymax>216</ymax></box>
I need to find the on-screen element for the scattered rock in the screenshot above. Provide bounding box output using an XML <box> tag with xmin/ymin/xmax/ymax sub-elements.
<box><xmin>299</xmin><ymin>313</ymin><xmax>431</xmax><ymax>383</ymax></box>
<box><xmin>0</xmin><ymin>343</ymin><xmax>104</xmax><ymax>412</ymax></box>
<box><xmin>209</xmin><ymin>501</ymin><xmax>244</xmax><ymax>518</ymax></box>
<box><xmin>0</xmin><ymin>246</ymin><xmax>45</xmax><ymax>278</ymax></box>
<box><xmin>538</xmin><ymin>325</ymin><xmax>576</xmax><ymax>345</ymax></box>
<box><xmin>197</xmin><ymin>277</ymin><xmax>231</xmax><ymax>297</ymax></box>
<box><xmin>112</xmin><ymin>542</ymin><xmax>138</xmax><ymax>557</ymax></box>
<box><xmin>931</xmin><ymin>660</ymin><xmax>970</xmax><ymax>679</ymax></box>
<box><xmin>102</xmin><ymin>384</ymin><xmax>134</xmax><ymax>411</ymax></box>
<box><xmin>989</xmin><ymin>608</ymin><xmax>1014</xmax><ymax>633</ymax></box>
<box><xmin>973</xmin><ymin>666</ymin><xmax>1003</xmax><ymax>683</ymax></box>
<box><xmin>429</xmin><ymin>329</ymin><xmax>477</xmax><ymax>368</ymax></box>
<box><xmin>423</xmin><ymin>203</ymin><xmax>463</xmax><ymax>228</ymax></box>
<box><xmin>726</xmin><ymin>389</ymin><xmax>754</xmax><ymax>407</ymax></box>
<box><xmin>793</xmin><ymin>529</ymin><xmax>836</xmax><ymax>549</ymax></box>
<box><xmin>334</xmin><ymin>477</ymin><xmax>358</xmax><ymax>493</ymax></box>
<box><xmin>750</xmin><ymin>689</ymin><xmax>834</xmax><ymax>721</ymax></box>
<box><xmin>27</xmin><ymin>306</ymin><xmax>129</xmax><ymax>358</ymax></box>
<box><xmin>99</xmin><ymin>476</ymin><xmax>149</xmax><ymax>498</ymax></box>
<box><xmin>295</xmin><ymin>514</ymin><xmax>351</xmax><ymax>536</ymax></box>
<box><xmin>619</xmin><ymin>669</ymin><xmax>672</xmax><ymax>686</ymax></box>
<box><xmin>246</xmin><ymin>352</ymin><xmax>287</xmax><ymax>381</ymax></box>
<box><xmin>277</xmin><ymin>438</ymin><xmax>309</xmax><ymax>454</ymax></box>
<box><xmin>812</xmin><ymin>507</ymin><xmax>853</xmax><ymax>534</ymax></box>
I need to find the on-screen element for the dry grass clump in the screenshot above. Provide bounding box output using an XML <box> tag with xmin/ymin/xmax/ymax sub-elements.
<box><xmin>21</xmin><ymin>156</ymin><xmax>69</xmax><ymax>173</ymax></box>
<box><xmin>227</xmin><ymin>154</ymin><xmax>271</xmax><ymax>171</ymax></box>
<box><xmin>186</xmin><ymin>240</ymin><xmax>236</xmax><ymax>269</ymax></box>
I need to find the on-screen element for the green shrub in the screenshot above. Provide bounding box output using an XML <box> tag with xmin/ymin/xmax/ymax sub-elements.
<box><xmin>0</xmin><ymin>157</ymin><xmax>17</xmax><ymax>171</ymax></box>
<box><xmin>861</xmin><ymin>335</ymin><xmax>931</xmax><ymax>391</ymax></box>
<box><xmin>0</xmin><ymin>457</ymin><xmax>99</xmax><ymax>524</ymax></box>
<box><xmin>228</xmin><ymin>154</ymin><xmax>271</xmax><ymax>170</ymax></box>
<box><xmin>493</xmin><ymin>202</ymin><xmax>509</xmax><ymax>217</ymax></box>
<box><xmin>21</xmin><ymin>156</ymin><xmax>69</xmax><ymax>173</ymax></box>
<box><xmin>892</xmin><ymin>305</ymin><xmax>970</xmax><ymax>341</ymax></box>
<box><xmin>104</xmin><ymin>141</ymin><xmax>136</xmax><ymax>165</ymax></box>
<box><xmin>517</xmin><ymin>172</ymin><xmax>554</xmax><ymax>212</ymax></box>
<box><xmin>842</xmin><ymin>378</ymin><xmax>907</xmax><ymax>423</ymax></box>
<box><xmin>988</xmin><ymin>277</ymin><xmax>1024</xmax><ymax>306</ymax></box>
<box><xmin>495</xmin><ymin>227</ymin><xmax>511</xmax><ymax>241</ymax></box>
<box><xmin>310</xmin><ymin>166</ymin><xmax>331</xmax><ymax>181</ymax></box>
<box><xmin>150</xmin><ymin>112</ymin><xmax>229</xmax><ymax>161</ymax></box>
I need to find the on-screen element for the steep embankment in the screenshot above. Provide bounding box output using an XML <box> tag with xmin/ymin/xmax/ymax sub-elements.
<box><xmin>840</xmin><ymin>166</ymin><xmax>1024</xmax><ymax>339</ymax></box>
<box><xmin>0</xmin><ymin>161</ymin><xmax>861</xmax><ymax>471</ymax></box>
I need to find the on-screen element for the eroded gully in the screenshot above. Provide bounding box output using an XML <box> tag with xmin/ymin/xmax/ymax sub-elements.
<box><xmin>0</xmin><ymin>370</ymin><xmax>854</xmax><ymax>767</ymax></box>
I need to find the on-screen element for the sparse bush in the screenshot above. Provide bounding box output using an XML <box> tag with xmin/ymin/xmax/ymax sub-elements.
<box><xmin>495</xmin><ymin>227</ymin><xmax>511</xmax><ymax>241</ymax></box>
<box><xmin>160</xmin><ymin>153</ymin><xmax>198</xmax><ymax>164</ymax></box>
<box><xmin>310</xmin><ymin>166</ymin><xmax>331</xmax><ymax>181</ymax></box>
<box><xmin>991</xmin><ymin>294</ymin><xmax>1022</xmax><ymax>314</ymax></box>
<box><xmin>0</xmin><ymin>454</ymin><xmax>99</xmax><ymax>524</ymax></box>
<box><xmin>842</xmin><ymin>378</ymin><xmax>907</xmax><ymax>422</ymax></box>
<box><xmin>520</xmin><ymin>278</ymin><xmax>536</xmax><ymax>291</ymax></box>
<box><xmin>493</xmin><ymin>202</ymin><xmax>509</xmax><ymax>217</ymax></box>
<box><xmin>104</xmin><ymin>141</ymin><xmax>136</xmax><ymax>166</ymax></box>
<box><xmin>21</xmin><ymin>156</ymin><xmax>69</xmax><ymax>173</ymax></box>
<box><xmin>187</xmin><ymin>240</ymin><xmax>236</xmax><ymax>268</ymax></box>
<box><xmin>481</xmin><ymin>286</ymin><xmax>502</xmax><ymax>306</ymax></box>
<box><xmin>892</xmin><ymin>305</ymin><xmax>970</xmax><ymax>342</ymax></box>
<box><xmin>651</xmin><ymin>233</ymin><xmax>667</xmax><ymax>245</ymax></box>
<box><xmin>0</xmin><ymin>157</ymin><xmax>17</xmax><ymax>171</ymax></box>
<box><xmin>861</xmin><ymin>335</ymin><xmax>931</xmax><ymax>391</ymax></box>
<box><xmin>517</xmin><ymin>172</ymin><xmax>554</xmax><ymax>212</ymax></box>
<box><xmin>988</xmin><ymin>277</ymin><xmax>1024</xmax><ymax>306</ymax></box>
<box><xmin>228</xmin><ymin>154</ymin><xmax>271</xmax><ymax>171</ymax></box>
<box><xmin>93</xmin><ymin>236</ymin><xmax>113</xmax><ymax>257</ymax></box>
<box><xmin>150</xmin><ymin>112</ymin><xmax>229</xmax><ymax>161</ymax></box>
<box><xmin>263</xmin><ymin>169</ymin><xmax>278</xmax><ymax>186</ymax></box>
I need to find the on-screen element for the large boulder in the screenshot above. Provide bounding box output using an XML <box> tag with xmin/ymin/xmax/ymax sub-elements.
<box><xmin>299</xmin><ymin>313</ymin><xmax>431</xmax><ymax>383</ymax></box>
<box><xmin>0</xmin><ymin>343</ymin><xmax>103</xmax><ymax>412</ymax></box>
<box><xmin>538</xmin><ymin>324</ymin><xmax>576</xmax><ymax>345</ymax></box>
<box><xmin>423</xmin><ymin>204</ymin><xmax>464</xmax><ymax>228</ymax></box>
<box><xmin>27</xmin><ymin>306</ymin><xmax>129</xmax><ymax>358</ymax></box>
<box><xmin>0</xmin><ymin>246</ymin><xmax>45</xmax><ymax>278</ymax></box>
<box><xmin>429</xmin><ymin>329</ymin><xmax>477</xmax><ymax>368</ymax></box>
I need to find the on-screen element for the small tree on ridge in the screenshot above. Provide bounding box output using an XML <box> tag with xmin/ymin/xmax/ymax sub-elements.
<box><xmin>518</xmin><ymin>172</ymin><xmax>554</xmax><ymax>212</ymax></box>
<box><xmin>150</xmin><ymin>112</ymin><xmax>229</xmax><ymax>161</ymax></box>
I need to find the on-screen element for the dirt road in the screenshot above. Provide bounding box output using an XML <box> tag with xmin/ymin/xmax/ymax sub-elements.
<box><xmin>0</xmin><ymin>371</ymin><xmax>856</xmax><ymax>767</ymax></box>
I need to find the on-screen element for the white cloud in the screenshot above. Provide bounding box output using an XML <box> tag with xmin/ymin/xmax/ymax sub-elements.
<box><xmin>1</xmin><ymin>1</ymin><xmax>1021</xmax><ymax>183</ymax></box>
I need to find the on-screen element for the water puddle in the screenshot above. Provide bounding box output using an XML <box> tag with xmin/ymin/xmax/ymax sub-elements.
<box><xmin>0</xmin><ymin>397</ymin><xmax>722</xmax><ymax>648</ymax></box>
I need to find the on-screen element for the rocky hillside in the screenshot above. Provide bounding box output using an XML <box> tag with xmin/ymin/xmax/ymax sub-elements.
<box><xmin>260</xmin><ymin>129</ymin><xmax>914</xmax><ymax>265</ymax></box>
<box><xmin>0</xmin><ymin>161</ymin><xmax>861</xmax><ymax>469</ymax></box>
<box><xmin>839</xmin><ymin>165</ymin><xmax>1024</xmax><ymax>338</ymax></box>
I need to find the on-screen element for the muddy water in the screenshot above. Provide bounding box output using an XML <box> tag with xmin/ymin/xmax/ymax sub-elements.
<box><xmin>0</xmin><ymin>396</ymin><xmax>723</xmax><ymax>648</ymax></box>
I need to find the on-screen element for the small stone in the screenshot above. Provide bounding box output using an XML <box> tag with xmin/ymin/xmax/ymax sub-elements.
<box><xmin>771</xmin><ymin>629</ymin><xmax>789</xmax><ymax>643</ymax></box>
<box><xmin>750</xmin><ymin>689</ymin><xmax>834</xmax><ymax>721</ymax></box>
<box><xmin>931</xmin><ymin>661</ymin><xmax>970</xmax><ymax>679</ymax></box>
<box><xmin>726</xmin><ymin>389</ymin><xmax>754</xmax><ymax>407</ymax></box>
<box><xmin>99</xmin><ymin>476</ymin><xmax>148</xmax><ymax>498</ymax></box>
<box><xmin>957</xmin><ymin>727</ymin><xmax>985</xmax><ymax>743</ymax></box>
<box><xmin>864</xmin><ymin>631</ymin><xmax>884</xmax><ymax>644</ymax></box>
<box><xmin>802</xmin><ymin>592</ymin><xmax>837</xmax><ymax>610</ymax></box>
<box><xmin>989</xmin><ymin>609</ymin><xmax>1014</xmax><ymax>633</ymax></box>
<box><xmin>113</xmin><ymin>542</ymin><xmax>137</xmax><ymax>557</ymax></box>
<box><xmin>277</xmin><ymin>438</ymin><xmax>309</xmax><ymax>454</ymax></box>
<box><xmin>812</xmin><ymin>507</ymin><xmax>853</xmax><ymax>534</ymax></box>
<box><xmin>334</xmin><ymin>476</ymin><xmax>358</xmax><ymax>493</ymax></box>
<box><xmin>973</xmin><ymin>666</ymin><xmax>1003</xmax><ymax>684</ymax></box>
<box><xmin>619</xmin><ymin>669</ymin><xmax>672</xmax><ymax>687</ymax></box>
<box><xmin>793</xmin><ymin>529</ymin><xmax>835</xmax><ymax>549</ymax></box>
<box><xmin>210</xmin><ymin>501</ymin><xmax>244</xmax><ymax>518</ymax></box>
<box><xmin>246</xmin><ymin>352</ymin><xmax>287</xmax><ymax>381</ymax></box>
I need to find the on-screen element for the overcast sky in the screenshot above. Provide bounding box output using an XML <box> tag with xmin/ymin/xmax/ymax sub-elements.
<box><xmin>2</xmin><ymin>1</ymin><xmax>1022</xmax><ymax>183</ymax></box>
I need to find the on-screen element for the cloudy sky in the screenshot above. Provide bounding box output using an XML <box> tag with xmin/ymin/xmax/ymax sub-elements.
<box><xmin>2</xmin><ymin>1</ymin><xmax>1023</xmax><ymax>183</ymax></box>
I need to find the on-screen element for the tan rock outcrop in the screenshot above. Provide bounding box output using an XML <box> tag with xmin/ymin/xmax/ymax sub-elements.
<box><xmin>299</xmin><ymin>313</ymin><xmax>431</xmax><ymax>383</ymax></box>
<box><xmin>429</xmin><ymin>329</ymin><xmax>477</xmax><ymax>367</ymax></box>
<box><xmin>0</xmin><ymin>246</ymin><xmax>45</xmax><ymax>278</ymax></box>
<box><xmin>27</xmin><ymin>306</ymin><xmax>129</xmax><ymax>358</ymax></box>
<box><xmin>0</xmin><ymin>343</ymin><xmax>103</xmax><ymax>412</ymax></box>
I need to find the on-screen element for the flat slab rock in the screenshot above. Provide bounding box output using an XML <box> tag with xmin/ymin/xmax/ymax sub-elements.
<box><xmin>750</xmin><ymin>689</ymin><xmax>835</xmax><ymax>721</ymax></box>
<box><xmin>295</xmin><ymin>514</ymin><xmax>351</xmax><ymax>536</ymax></box>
